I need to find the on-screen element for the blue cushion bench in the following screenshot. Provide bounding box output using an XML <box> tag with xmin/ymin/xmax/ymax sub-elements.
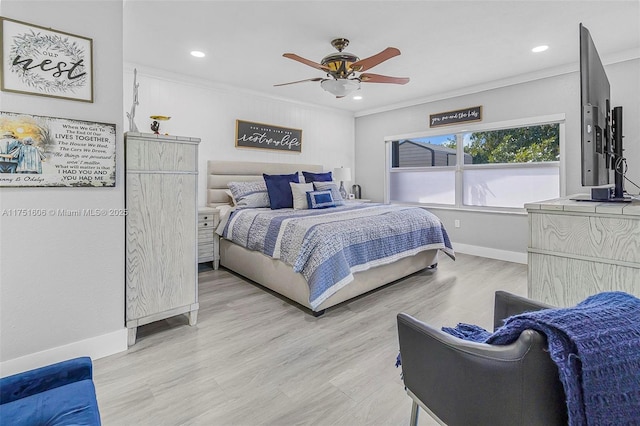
<box><xmin>0</xmin><ymin>356</ymin><xmax>101</xmax><ymax>425</ymax></box>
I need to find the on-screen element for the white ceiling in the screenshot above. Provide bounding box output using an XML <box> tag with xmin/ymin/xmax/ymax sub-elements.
<box><xmin>123</xmin><ymin>1</ymin><xmax>640</xmax><ymax>115</ymax></box>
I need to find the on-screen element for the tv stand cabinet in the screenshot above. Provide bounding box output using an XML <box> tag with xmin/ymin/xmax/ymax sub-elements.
<box><xmin>526</xmin><ymin>196</ymin><xmax>640</xmax><ymax>307</ymax></box>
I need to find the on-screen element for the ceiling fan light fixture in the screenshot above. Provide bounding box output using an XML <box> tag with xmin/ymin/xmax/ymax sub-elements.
<box><xmin>321</xmin><ymin>79</ymin><xmax>361</xmax><ymax>97</ymax></box>
<box><xmin>278</xmin><ymin>37</ymin><xmax>407</xmax><ymax>96</ymax></box>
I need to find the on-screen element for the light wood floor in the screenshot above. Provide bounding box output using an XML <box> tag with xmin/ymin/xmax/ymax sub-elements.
<box><xmin>94</xmin><ymin>253</ymin><xmax>527</xmax><ymax>425</ymax></box>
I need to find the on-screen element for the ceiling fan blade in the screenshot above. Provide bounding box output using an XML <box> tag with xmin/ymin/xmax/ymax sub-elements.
<box><xmin>359</xmin><ymin>73</ymin><xmax>409</xmax><ymax>85</ymax></box>
<box><xmin>349</xmin><ymin>47</ymin><xmax>401</xmax><ymax>72</ymax></box>
<box><xmin>274</xmin><ymin>77</ymin><xmax>324</xmax><ymax>87</ymax></box>
<box><xmin>283</xmin><ymin>53</ymin><xmax>330</xmax><ymax>72</ymax></box>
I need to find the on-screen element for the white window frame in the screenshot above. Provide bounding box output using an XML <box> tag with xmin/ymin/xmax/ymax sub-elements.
<box><xmin>384</xmin><ymin>114</ymin><xmax>566</xmax><ymax>212</ymax></box>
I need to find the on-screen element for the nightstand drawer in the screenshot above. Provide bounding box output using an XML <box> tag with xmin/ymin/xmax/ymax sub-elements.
<box><xmin>198</xmin><ymin>228</ymin><xmax>214</xmax><ymax>240</ymax></box>
<box><xmin>197</xmin><ymin>207</ymin><xmax>218</xmax><ymax>266</ymax></box>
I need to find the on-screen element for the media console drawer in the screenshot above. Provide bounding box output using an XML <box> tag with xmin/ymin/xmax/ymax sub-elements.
<box><xmin>529</xmin><ymin>212</ymin><xmax>640</xmax><ymax>263</ymax></box>
<box><xmin>526</xmin><ymin>197</ymin><xmax>640</xmax><ymax>307</ymax></box>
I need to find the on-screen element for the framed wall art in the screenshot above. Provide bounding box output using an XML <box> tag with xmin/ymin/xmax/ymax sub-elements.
<box><xmin>0</xmin><ymin>112</ymin><xmax>115</xmax><ymax>187</ymax></box>
<box><xmin>430</xmin><ymin>106</ymin><xmax>482</xmax><ymax>128</ymax></box>
<box><xmin>0</xmin><ymin>17</ymin><xmax>93</xmax><ymax>102</ymax></box>
<box><xmin>236</xmin><ymin>120</ymin><xmax>302</xmax><ymax>153</ymax></box>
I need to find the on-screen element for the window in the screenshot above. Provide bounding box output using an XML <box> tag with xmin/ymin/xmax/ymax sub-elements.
<box><xmin>387</xmin><ymin>117</ymin><xmax>562</xmax><ymax>209</ymax></box>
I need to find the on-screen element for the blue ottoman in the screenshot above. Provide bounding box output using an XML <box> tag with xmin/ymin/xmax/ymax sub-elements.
<box><xmin>0</xmin><ymin>357</ymin><xmax>101</xmax><ymax>425</ymax></box>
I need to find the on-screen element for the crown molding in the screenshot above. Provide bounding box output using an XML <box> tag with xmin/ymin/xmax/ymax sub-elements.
<box><xmin>123</xmin><ymin>62</ymin><xmax>355</xmax><ymax>118</ymax></box>
<box><xmin>354</xmin><ymin>48</ymin><xmax>640</xmax><ymax>118</ymax></box>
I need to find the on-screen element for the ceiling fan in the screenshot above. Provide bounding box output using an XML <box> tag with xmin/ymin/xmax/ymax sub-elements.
<box><xmin>275</xmin><ymin>38</ymin><xmax>410</xmax><ymax>98</ymax></box>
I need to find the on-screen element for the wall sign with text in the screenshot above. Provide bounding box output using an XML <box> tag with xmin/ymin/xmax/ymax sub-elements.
<box><xmin>236</xmin><ymin>120</ymin><xmax>302</xmax><ymax>153</ymax></box>
<box><xmin>430</xmin><ymin>106</ymin><xmax>482</xmax><ymax>128</ymax></box>
<box><xmin>0</xmin><ymin>17</ymin><xmax>93</xmax><ymax>102</ymax></box>
<box><xmin>0</xmin><ymin>112</ymin><xmax>115</xmax><ymax>187</ymax></box>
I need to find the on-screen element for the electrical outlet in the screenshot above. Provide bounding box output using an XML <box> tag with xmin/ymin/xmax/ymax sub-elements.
<box><xmin>454</xmin><ymin>220</ymin><xmax>460</xmax><ymax>228</ymax></box>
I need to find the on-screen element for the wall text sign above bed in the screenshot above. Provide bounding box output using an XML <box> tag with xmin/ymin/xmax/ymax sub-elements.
<box><xmin>0</xmin><ymin>112</ymin><xmax>115</xmax><ymax>187</ymax></box>
<box><xmin>0</xmin><ymin>17</ymin><xmax>93</xmax><ymax>102</ymax></box>
<box><xmin>429</xmin><ymin>106</ymin><xmax>482</xmax><ymax>128</ymax></box>
<box><xmin>236</xmin><ymin>120</ymin><xmax>302</xmax><ymax>153</ymax></box>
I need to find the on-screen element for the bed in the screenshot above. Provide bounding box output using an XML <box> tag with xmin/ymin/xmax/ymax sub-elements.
<box><xmin>207</xmin><ymin>160</ymin><xmax>454</xmax><ymax>315</ymax></box>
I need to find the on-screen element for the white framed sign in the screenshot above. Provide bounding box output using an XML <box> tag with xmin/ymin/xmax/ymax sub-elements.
<box><xmin>0</xmin><ymin>112</ymin><xmax>115</xmax><ymax>187</ymax></box>
<box><xmin>0</xmin><ymin>17</ymin><xmax>93</xmax><ymax>102</ymax></box>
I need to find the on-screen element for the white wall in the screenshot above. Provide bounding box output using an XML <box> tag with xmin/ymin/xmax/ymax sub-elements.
<box><xmin>355</xmin><ymin>58</ymin><xmax>640</xmax><ymax>260</ymax></box>
<box><xmin>608</xmin><ymin>59</ymin><xmax>640</xmax><ymax>195</ymax></box>
<box><xmin>123</xmin><ymin>66</ymin><xmax>355</xmax><ymax>206</ymax></box>
<box><xmin>0</xmin><ymin>1</ymin><xmax>126</xmax><ymax>375</ymax></box>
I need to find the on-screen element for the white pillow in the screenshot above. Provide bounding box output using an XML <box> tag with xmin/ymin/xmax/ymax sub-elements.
<box><xmin>227</xmin><ymin>181</ymin><xmax>270</xmax><ymax>208</ymax></box>
<box><xmin>224</xmin><ymin>189</ymin><xmax>235</xmax><ymax>206</ymax></box>
<box><xmin>289</xmin><ymin>182</ymin><xmax>314</xmax><ymax>209</ymax></box>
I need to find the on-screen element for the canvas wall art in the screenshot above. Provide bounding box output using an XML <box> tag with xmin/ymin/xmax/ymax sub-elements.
<box><xmin>0</xmin><ymin>112</ymin><xmax>115</xmax><ymax>187</ymax></box>
<box><xmin>0</xmin><ymin>17</ymin><xmax>93</xmax><ymax>102</ymax></box>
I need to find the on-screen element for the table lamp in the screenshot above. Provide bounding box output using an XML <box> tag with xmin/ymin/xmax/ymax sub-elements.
<box><xmin>333</xmin><ymin>167</ymin><xmax>352</xmax><ymax>200</ymax></box>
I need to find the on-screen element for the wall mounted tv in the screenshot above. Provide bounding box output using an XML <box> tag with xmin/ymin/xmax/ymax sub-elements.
<box><xmin>579</xmin><ymin>23</ymin><xmax>629</xmax><ymax>202</ymax></box>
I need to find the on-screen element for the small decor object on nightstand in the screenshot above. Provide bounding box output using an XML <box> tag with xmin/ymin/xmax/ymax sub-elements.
<box><xmin>333</xmin><ymin>166</ymin><xmax>351</xmax><ymax>200</ymax></box>
<box><xmin>150</xmin><ymin>115</ymin><xmax>170</xmax><ymax>134</ymax></box>
<box><xmin>352</xmin><ymin>184</ymin><xmax>361</xmax><ymax>199</ymax></box>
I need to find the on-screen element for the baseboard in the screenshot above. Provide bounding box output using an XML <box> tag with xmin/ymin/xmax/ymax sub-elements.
<box><xmin>0</xmin><ymin>328</ymin><xmax>128</xmax><ymax>377</ymax></box>
<box><xmin>451</xmin><ymin>242</ymin><xmax>527</xmax><ymax>264</ymax></box>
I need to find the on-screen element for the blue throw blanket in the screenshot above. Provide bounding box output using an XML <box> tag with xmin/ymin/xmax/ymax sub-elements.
<box><xmin>443</xmin><ymin>292</ymin><xmax>640</xmax><ymax>425</ymax></box>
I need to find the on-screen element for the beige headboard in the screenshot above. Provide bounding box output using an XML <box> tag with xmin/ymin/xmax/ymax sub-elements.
<box><xmin>207</xmin><ymin>160</ymin><xmax>323</xmax><ymax>207</ymax></box>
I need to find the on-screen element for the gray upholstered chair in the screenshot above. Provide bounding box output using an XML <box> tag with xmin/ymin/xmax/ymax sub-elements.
<box><xmin>397</xmin><ymin>291</ymin><xmax>567</xmax><ymax>426</ymax></box>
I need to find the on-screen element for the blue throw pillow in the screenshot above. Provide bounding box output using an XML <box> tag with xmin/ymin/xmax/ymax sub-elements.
<box><xmin>302</xmin><ymin>171</ymin><xmax>332</xmax><ymax>183</ymax></box>
<box><xmin>306</xmin><ymin>190</ymin><xmax>336</xmax><ymax>209</ymax></box>
<box><xmin>263</xmin><ymin>173</ymin><xmax>299</xmax><ymax>209</ymax></box>
<box><xmin>312</xmin><ymin>181</ymin><xmax>345</xmax><ymax>205</ymax></box>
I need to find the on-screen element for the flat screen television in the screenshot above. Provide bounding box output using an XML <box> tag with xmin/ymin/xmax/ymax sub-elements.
<box><xmin>579</xmin><ymin>23</ymin><xmax>628</xmax><ymax>201</ymax></box>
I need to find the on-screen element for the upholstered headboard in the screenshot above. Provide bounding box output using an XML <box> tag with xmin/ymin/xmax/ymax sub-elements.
<box><xmin>207</xmin><ymin>160</ymin><xmax>323</xmax><ymax>207</ymax></box>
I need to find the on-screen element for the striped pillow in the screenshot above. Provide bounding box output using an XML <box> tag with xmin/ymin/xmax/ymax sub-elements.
<box><xmin>227</xmin><ymin>181</ymin><xmax>270</xmax><ymax>208</ymax></box>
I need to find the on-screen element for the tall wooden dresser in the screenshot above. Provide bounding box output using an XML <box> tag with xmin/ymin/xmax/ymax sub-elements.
<box><xmin>125</xmin><ymin>132</ymin><xmax>200</xmax><ymax>346</ymax></box>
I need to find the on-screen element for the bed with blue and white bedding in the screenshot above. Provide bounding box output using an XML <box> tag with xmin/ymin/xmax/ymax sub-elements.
<box><xmin>218</xmin><ymin>202</ymin><xmax>454</xmax><ymax>311</ymax></box>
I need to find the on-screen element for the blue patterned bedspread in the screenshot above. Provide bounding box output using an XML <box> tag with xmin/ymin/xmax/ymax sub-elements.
<box><xmin>218</xmin><ymin>203</ymin><xmax>454</xmax><ymax>309</ymax></box>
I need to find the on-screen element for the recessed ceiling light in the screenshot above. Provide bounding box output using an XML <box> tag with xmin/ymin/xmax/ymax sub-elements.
<box><xmin>531</xmin><ymin>45</ymin><xmax>549</xmax><ymax>53</ymax></box>
<box><xmin>353</xmin><ymin>95</ymin><xmax>363</xmax><ymax>100</ymax></box>
<box><xmin>190</xmin><ymin>51</ymin><xmax>205</xmax><ymax>58</ymax></box>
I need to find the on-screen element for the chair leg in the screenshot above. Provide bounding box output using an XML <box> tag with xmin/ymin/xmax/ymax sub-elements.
<box><xmin>410</xmin><ymin>400</ymin><xmax>419</xmax><ymax>426</ymax></box>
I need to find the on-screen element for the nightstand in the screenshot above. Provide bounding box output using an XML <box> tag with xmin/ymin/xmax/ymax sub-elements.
<box><xmin>345</xmin><ymin>198</ymin><xmax>371</xmax><ymax>203</ymax></box>
<box><xmin>198</xmin><ymin>207</ymin><xmax>219</xmax><ymax>269</ymax></box>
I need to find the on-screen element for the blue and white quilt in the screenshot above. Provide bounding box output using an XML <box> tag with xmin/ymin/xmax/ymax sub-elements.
<box><xmin>218</xmin><ymin>203</ymin><xmax>455</xmax><ymax>309</ymax></box>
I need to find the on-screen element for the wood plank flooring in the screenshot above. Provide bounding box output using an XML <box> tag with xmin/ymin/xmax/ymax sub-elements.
<box><xmin>93</xmin><ymin>253</ymin><xmax>527</xmax><ymax>425</ymax></box>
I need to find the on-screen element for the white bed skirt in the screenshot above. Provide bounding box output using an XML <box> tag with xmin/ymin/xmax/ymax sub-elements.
<box><xmin>219</xmin><ymin>238</ymin><xmax>439</xmax><ymax>313</ymax></box>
